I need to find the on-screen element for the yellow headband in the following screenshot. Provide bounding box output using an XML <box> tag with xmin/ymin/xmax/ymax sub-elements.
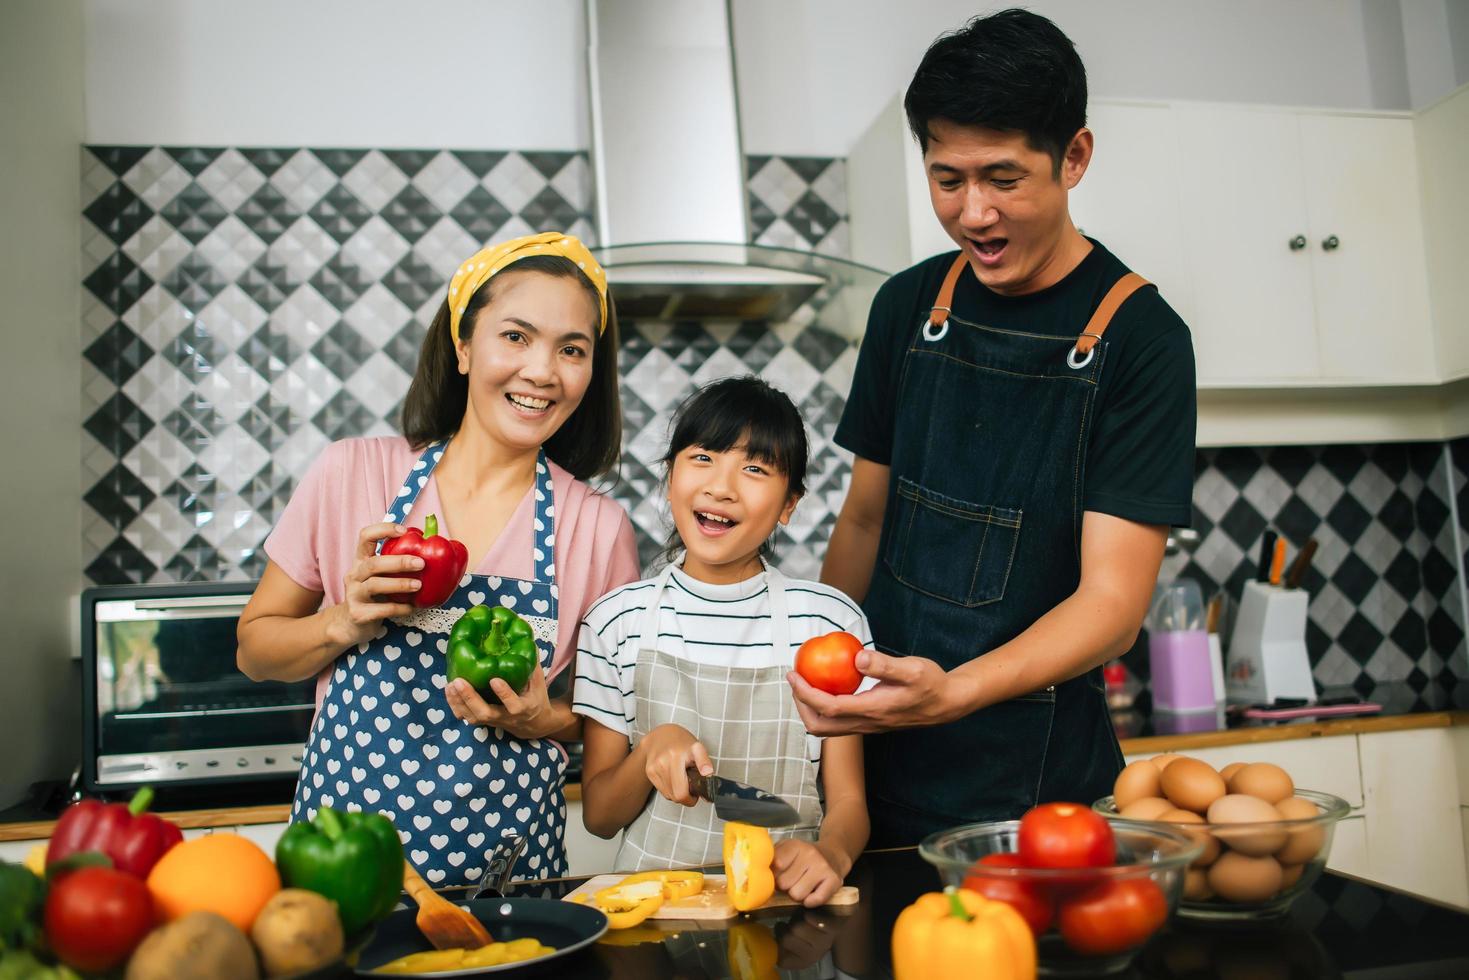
<box><xmin>446</xmin><ymin>232</ymin><xmax>608</xmax><ymax>344</ymax></box>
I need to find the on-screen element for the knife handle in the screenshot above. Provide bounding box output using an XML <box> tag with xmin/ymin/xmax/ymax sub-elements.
<box><xmin>685</xmin><ymin>766</ymin><xmax>713</xmax><ymax>803</ymax></box>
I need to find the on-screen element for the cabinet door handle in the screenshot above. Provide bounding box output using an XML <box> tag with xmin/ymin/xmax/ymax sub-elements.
<box><xmin>1321</xmin><ymin>235</ymin><xmax>1340</xmax><ymax>251</ymax></box>
<box><xmin>1289</xmin><ymin>235</ymin><xmax>1307</xmax><ymax>251</ymax></box>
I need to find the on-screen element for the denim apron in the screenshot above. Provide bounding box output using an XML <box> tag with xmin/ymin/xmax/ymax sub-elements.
<box><xmin>290</xmin><ymin>441</ymin><xmax>568</xmax><ymax>885</ymax></box>
<box><xmin>862</xmin><ymin>253</ymin><xmax>1150</xmax><ymax>847</ymax></box>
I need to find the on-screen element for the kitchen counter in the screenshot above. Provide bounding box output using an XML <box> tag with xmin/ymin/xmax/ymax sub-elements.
<box><xmin>429</xmin><ymin>847</ymin><xmax>1469</xmax><ymax>978</ymax></box>
<box><xmin>3</xmin><ymin>704</ymin><xmax>1464</xmax><ymax>841</ymax></box>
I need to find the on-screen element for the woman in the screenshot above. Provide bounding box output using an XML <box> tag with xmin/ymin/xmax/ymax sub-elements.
<box><xmin>238</xmin><ymin>232</ymin><xmax>640</xmax><ymax>884</ymax></box>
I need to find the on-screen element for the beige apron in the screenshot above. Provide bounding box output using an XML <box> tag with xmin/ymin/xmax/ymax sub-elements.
<box><xmin>614</xmin><ymin>561</ymin><xmax>824</xmax><ymax>871</ymax></box>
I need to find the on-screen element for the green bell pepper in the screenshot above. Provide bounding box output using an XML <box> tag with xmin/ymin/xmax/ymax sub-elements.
<box><xmin>275</xmin><ymin>807</ymin><xmax>403</xmax><ymax>936</ymax></box>
<box><xmin>446</xmin><ymin>604</ymin><xmax>538</xmax><ymax>697</ymax></box>
<box><xmin>0</xmin><ymin>862</ymin><xmax>44</xmax><ymax>953</ymax></box>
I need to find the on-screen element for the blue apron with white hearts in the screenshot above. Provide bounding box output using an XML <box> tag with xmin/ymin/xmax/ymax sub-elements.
<box><xmin>290</xmin><ymin>440</ymin><xmax>568</xmax><ymax>886</ymax></box>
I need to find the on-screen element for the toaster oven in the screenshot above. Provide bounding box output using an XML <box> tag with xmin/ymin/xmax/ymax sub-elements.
<box><xmin>80</xmin><ymin>582</ymin><xmax>316</xmax><ymax>793</ymax></box>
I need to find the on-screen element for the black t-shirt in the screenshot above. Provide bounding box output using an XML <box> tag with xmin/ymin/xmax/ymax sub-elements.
<box><xmin>835</xmin><ymin>239</ymin><xmax>1196</xmax><ymax>527</ymax></box>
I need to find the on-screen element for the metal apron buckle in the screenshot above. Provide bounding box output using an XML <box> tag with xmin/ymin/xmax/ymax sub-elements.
<box><xmin>923</xmin><ymin>309</ymin><xmax>950</xmax><ymax>343</ymax></box>
<box><xmin>1067</xmin><ymin>333</ymin><xmax>1103</xmax><ymax>369</ymax></box>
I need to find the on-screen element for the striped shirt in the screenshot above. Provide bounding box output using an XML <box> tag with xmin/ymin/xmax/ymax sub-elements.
<box><xmin>572</xmin><ymin>566</ymin><xmax>876</xmax><ymax>762</ymax></box>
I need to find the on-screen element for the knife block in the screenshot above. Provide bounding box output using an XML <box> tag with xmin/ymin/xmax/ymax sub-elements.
<box><xmin>1225</xmin><ymin>581</ymin><xmax>1316</xmax><ymax>703</ymax></box>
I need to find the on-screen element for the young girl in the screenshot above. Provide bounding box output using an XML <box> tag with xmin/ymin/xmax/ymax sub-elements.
<box><xmin>238</xmin><ymin>232</ymin><xmax>640</xmax><ymax>885</ymax></box>
<box><xmin>574</xmin><ymin>376</ymin><xmax>871</xmax><ymax>906</ymax></box>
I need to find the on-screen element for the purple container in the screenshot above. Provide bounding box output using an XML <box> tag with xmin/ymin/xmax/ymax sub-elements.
<box><xmin>1149</xmin><ymin>629</ymin><xmax>1216</xmax><ymax>713</ymax></box>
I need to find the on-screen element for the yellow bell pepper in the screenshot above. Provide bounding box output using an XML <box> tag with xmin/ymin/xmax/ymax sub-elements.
<box><xmin>585</xmin><ymin>879</ymin><xmax>666</xmax><ymax>929</ymax></box>
<box><xmin>727</xmin><ymin>921</ymin><xmax>780</xmax><ymax>980</ymax></box>
<box><xmin>723</xmin><ymin>822</ymin><xmax>776</xmax><ymax>912</ymax></box>
<box><xmin>892</xmin><ymin>886</ymin><xmax>1036</xmax><ymax>980</ymax></box>
<box><xmin>617</xmin><ymin>869</ymin><xmax>705</xmax><ymax>901</ymax></box>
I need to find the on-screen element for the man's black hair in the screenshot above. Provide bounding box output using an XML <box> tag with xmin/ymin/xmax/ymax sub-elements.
<box><xmin>904</xmin><ymin>8</ymin><xmax>1087</xmax><ymax>175</ymax></box>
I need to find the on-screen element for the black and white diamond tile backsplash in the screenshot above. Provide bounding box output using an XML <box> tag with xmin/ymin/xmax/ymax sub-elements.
<box><xmin>78</xmin><ymin>146</ymin><xmax>1466</xmax><ymax>704</ymax></box>
<box><xmin>1152</xmin><ymin>442</ymin><xmax>1468</xmax><ymax>706</ymax></box>
<box><xmin>81</xmin><ymin>145</ymin><xmax>596</xmax><ymax>584</ymax></box>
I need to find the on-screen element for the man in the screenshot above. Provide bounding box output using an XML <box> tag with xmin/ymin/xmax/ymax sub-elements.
<box><xmin>787</xmin><ymin>8</ymin><xmax>1196</xmax><ymax>847</ymax></box>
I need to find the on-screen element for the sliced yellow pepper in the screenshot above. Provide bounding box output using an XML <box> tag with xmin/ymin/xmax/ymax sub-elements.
<box><xmin>584</xmin><ymin>880</ymin><xmax>666</xmax><ymax>929</ymax></box>
<box><xmin>891</xmin><ymin>886</ymin><xmax>1036</xmax><ymax>980</ymax></box>
<box><xmin>723</xmin><ymin>821</ymin><xmax>776</xmax><ymax>912</ymax></box>
<box><xmin>617</xmin><ymin>869</ymin><xmax>705</xmax><ymax>901</ymax></box>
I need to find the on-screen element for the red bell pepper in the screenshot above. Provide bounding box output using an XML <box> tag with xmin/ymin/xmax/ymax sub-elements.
<box><xmin>380</xmin><ymin>513</ymin><xmax>470</xmax><ymax>608</ymax></box>
<box><xmin>46</xmin><ymin>786</ymin><xmax>182</xmax><ymax>880</ymax></box>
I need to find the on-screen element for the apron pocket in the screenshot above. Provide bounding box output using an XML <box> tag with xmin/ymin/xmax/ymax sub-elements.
<box><xmin>885</xmin><ymin>476</ymin><xmax>1022</xmax><ymax>607</ymax></box>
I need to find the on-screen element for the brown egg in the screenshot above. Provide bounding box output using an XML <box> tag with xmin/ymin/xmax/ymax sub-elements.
<box><xmin>1183</xmin><ymin>867</ymin><xmax>1214</xmax><ymax>901</ymax></box>
<box><xmin>1279</xmin><ymin>863</ymin><xmax>1306</xmax><ymax>891</ymax></box>
<box><xmin>1273</xmin><ymin>797</ymin><xmax>1325</xmax><ymax>864</ymax></box>
<box><xmin>1160</xmin><ymin>758</ymin><xmax>1228</xmax><ymax>813</ymax></box>
<box><xmin>1207</xmin><ymin>852</ymin><xmax>1283</xmax><ymax>902</ymax></box>
<box><xmin>1229</xmin><ymin>762</ymin><xmax>1294</xmax><ymax>803</ymax></box>
<box><xmin>1150</xmin><ymin>753</ymin><xmax>1186</xmax><ymax>771</ymax></box>
<box><xmin>1207</xmin><ymin>795</ymin><xmax>1288</xmax><ymax>856</ymax></box>
<box><xmin>1119</xmin><ymin>797</ymin><xmax>1175</xmax><ymax>820</ymax></box>
<box><xmin>1114</xmin><ymin>760</ymin><xmax>1164</xmax><ymax>809</ymax></box>
<box><xmin>1219</xmin><ymin>761</ymin><xmax>1248</xmax><ymax>785</ymax></box>
<box><xmin>1159</xmin><ymin>808</ymin><xmax>1221</xmax><ymax>867</ymax></box>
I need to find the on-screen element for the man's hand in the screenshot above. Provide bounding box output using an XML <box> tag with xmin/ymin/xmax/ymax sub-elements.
<box><xmin>786</xmin><ymin>650</ymin><xmax>963</xmax><ymax>735</ymax></box>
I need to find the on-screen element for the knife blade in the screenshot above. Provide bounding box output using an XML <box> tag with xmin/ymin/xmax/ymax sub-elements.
<box><xmin>685</xmin><ymin>767</ymin><xmax>801</xmax><ymax>827</ymax></box>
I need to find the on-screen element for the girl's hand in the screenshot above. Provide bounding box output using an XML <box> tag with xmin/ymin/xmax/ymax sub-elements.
<box><xmin>640</xmin><ymin>724</ymin><xmax>713</xmax><ymax>807</ymax></box>
<box><xmin>327</xmin><ymin>522</ymin><xmax>422</xmax><ymax>647</ymax></box>
<box><xmin>444</xmin><ymin>662</ymin><xmax>557</xmax><ymax>740</ymax></box>
<box><xmin>773</xmin><ymin>839</ymin><xmax>847</xmax><ymax>907</ymax></box>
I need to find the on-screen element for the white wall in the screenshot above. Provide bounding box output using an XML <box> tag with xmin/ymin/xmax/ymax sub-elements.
<box><xmin>84</xmin><ymin>0</ymin><xmax>589</xmax><ymax>148</ymax></box>
<box><xmin>732</xmin><ymin>0</ymin><xmax>1444</xmax><ymax>156</ymax></box>
<box><xmin>0</xmin><ymin>0</ymin><xmax>85</xmax><ymax>808</ymax></box>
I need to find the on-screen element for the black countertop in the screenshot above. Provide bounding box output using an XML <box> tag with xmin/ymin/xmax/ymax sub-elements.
<box><xmin>470</xmin><ymin>847</ymin><xmax>1469</xmax><ymax>979</ymax></box>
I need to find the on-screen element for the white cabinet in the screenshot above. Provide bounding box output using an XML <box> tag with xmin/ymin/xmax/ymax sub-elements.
<box><xmin>1173</xmin><ymin>106</ymin><xmax>1435</xmax><ymax>386</ymax></box>
<box><xmin>1415</xmin><ymin>82</ymin><xmax>1469</xmax><ymax>383</ymax></box>
<box><xmin>1173</xmin><ymin>105</ymin><xmax>1321</xmax><ymax>383</ymax></box>
<box><xmin>564</xmin><ymin>799</ymin><xmax>622</xmax><ymax>877</ymax></box>
<box><xmin>1068</xmin><ymin>102</ymin><xmax>1194</xmax><ymax>329</ymax></box>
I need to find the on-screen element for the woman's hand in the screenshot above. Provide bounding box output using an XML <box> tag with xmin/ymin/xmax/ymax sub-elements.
<box><xmin>326</xmin><ymin>522</ymin><xmax>422</xmax><ymax>648</ymax></box>
<box><xmin>773</xmin><ymin>839</ymin><xmax>847</xmax><ymax>907</ymax></box>
<box><xmin>444</xmin><ymin>662</ymin><xmax>558</xmax><ymax>740</ymax></box>
<box><xmin>639</xmin><ymin>724</ymin><xmax>712</xmax><ymax>807</ymax></box>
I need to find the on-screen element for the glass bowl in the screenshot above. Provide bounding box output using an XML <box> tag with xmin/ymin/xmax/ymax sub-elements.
<box><xmin>920</xmin><ymin>818</ymin><xmax>1201</xmax><ymax>976</ymax></box>
<box><xmin>1092</xmin><ymin>788</ymin><xmax>1350</xmax><ymax>921</ymax></box>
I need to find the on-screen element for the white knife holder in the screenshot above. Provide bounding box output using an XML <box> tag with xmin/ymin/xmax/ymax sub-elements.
<box><xmin>1225</xmin><ymin>581</ymin><xmax>1316</xmax><ymax>703</ymax></box>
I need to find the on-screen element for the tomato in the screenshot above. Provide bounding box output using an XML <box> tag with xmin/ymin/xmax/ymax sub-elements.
<box><xmin>793</xmin><ymin>631</ymin><xmax>864</xmax><ymax>696</ymax></box>
<box><xmin>1017</xmin><ymin>802</ymin><xmax>1116</xmax><ymax>870</ymax></box>
<box><xmin>962</xmin><ymin>852</ymin><xmax>1054</xmax><ymax>937</ymax></box>
<box><xmin>1057</xmin><ymin>877</ymin><xmax>1168</xmax><ymax>956</ymax></box>
<box><xmin>44</xmin><ymin>865</ymin><xmax>156</xmax><ymax>972</ymax></box>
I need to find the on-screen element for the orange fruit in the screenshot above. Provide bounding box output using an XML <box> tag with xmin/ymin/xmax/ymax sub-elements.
<box><xmin>146</xmin><ymin>832</ymin><xmax>281</xmax><ymax>931</ymax></box>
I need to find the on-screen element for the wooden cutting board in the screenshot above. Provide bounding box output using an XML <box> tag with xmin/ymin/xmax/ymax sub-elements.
<box><xmin>561</xmin><ymin>873</ymin><xmax>859</xmax><ymax>921</ymax></box>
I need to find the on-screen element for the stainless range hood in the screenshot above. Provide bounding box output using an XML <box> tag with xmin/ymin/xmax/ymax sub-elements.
<box><xmin>585</xmin><ymin>0</ymin><xmax>830</xmax><ymax>321</ymax></box>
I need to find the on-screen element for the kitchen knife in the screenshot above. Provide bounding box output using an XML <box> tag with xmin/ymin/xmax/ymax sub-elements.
<box><xmin>685</xmin><ymin>767</ymin><xmax>801</xmax><ymax>828</ymax></box>
<box><xmin>1257</xmin><ymin>530</ymin><xmax>1278</xmax><ymax>583</ymax></box>
<box><xmin>1284</xmin><ymin>538</ymin><xmax>1318</xmax><ymax>590</ymax></box>
<box><xmin>1269</xmin><ymin>537</ymin><xmax>1287</xmax><ymax>586</ymax></box>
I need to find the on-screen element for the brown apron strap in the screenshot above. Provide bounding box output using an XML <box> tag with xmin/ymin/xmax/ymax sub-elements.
<box><xmin>929</xmin><ymin>253</ymin><xmax>969</xmax><ymax>328</ymax></box>
<box><xmin>1074</xmin><ymin>272</ymin><xmax>1150</xmax><ymax>355</ymax></box>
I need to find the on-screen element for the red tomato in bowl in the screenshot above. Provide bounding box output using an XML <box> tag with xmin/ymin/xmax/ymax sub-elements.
<box><xmin>1017</xmin><ymin>802</ymin><xmax>1117</xmax><ymax>869</ymax></box>
<box><xmin>962</xmin><ymin>852</ymin><xmax>1055</xmax><ymax>937</ymax></box>
<box><xmin>1057</xmin><ymin>877</ymin><xmax>1168</xmax><ymax>956</ymax></box>
<box><xmin>794</xmin><ymin>631</ymin><xmax>864</xmax><ymax>695</ymax></box>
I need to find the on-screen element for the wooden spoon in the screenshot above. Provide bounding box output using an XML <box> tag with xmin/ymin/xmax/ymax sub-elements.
<box><xmin>401</xmin><ymin>860</ymin><xmax>494</xmax><ymax>950</ymax></box>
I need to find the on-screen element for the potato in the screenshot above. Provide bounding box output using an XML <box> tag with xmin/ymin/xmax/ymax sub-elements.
<box><xmin>250</xmin><ymin>888</ymin><xmax>345</xmax><ymax>977</ymax></box>
<box><xmin>126</xmin><ymin>911</ymin><xmax>260</xmax><ymax>980</ymax></box>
